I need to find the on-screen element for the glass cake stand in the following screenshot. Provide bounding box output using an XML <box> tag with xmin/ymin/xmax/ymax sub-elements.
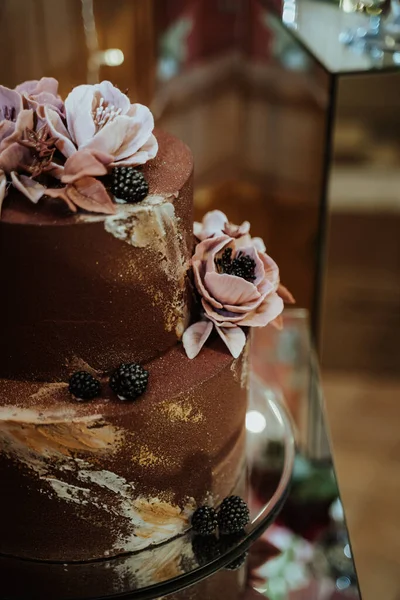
<box><xmin>0</xmin><ymin>375</ymin><xmax>295</xmax><ymax>600</ymax></box>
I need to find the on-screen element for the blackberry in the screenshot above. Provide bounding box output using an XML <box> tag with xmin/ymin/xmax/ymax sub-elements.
<box><xmin>111</xmin><ymin>167</ymin><xmax>149</xmax><ymax>203</ymax></box>
<box><xmin>192</xmin><ymin>535</ymin><xmax>220</xmax><ymax>566</ymax></box>
<box><xmin>109</xmin><ymin>362</ymin><xmax>149</xmax><ymax>400</ymax></box>
<box><xmin>225</xmin><ymin>551</ymin><xmax>248</xmax><ymax>571</ymax></box>
<box><xmin>215</xmin><ymin>248</ymin><xmax>256</xmax><ymax>282</ymax></box>
<box><xmin>217</xmin><ymin>496</ymin><xmax>250</xmax><ymax>534</ymax></box>
<box><xmin>68</xmin><ymin>371</ymin><xmax>101</xmax><ymax>401</ymax></box>
<box><xmin>191</xmin><ymin>506</ymin><xmax>218</xmax><ymax>536</ymax></box>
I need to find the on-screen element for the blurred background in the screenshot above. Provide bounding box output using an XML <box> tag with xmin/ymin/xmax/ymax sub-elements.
<box><xmin>0</xmin><ymin>0</ymin><xmax>399</xmax><ymax>597</ymax></box>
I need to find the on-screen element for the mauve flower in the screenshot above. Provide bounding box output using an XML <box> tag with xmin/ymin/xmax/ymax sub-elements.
<box><xmin>183</xmin><ymin>217</ymin><xmax>294</xmax><ymax>359</ymax></box>
<box><xmin>0</xmin><ymin>89</ymin><xmax>40</xmax><ymax>207</ymax></box>
<box><xmin>47</xmin><ymin>80</ymin><xmax>158</xmax><ymax>166</ymax></box>
<box><xmin>0</xmin><ymin>85</ymin><xmax>25</xmax><ymax>148</ymax></box>
<box><xmin>194</xmin><ymin>209</ymin><xmax>266</xmax><ymax>253</ymax></box>
<box><xmin>15</xmin><ymin>77</ymin><xmax>65</xmax><ymax>116</ymax></box>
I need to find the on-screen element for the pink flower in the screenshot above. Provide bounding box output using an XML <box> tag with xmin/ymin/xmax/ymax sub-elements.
<box><xmin>194</xmin><ymin>209</ymin><xmax>250</xmax><ymax>240</ymax></box>
<box><xmin>15</xmin><ymin>77</ymin><xmax>65</xmax><ymax>116</ymax></box>
<box><xmin>0</xmin><ymin>85</ymin><xmax>39</xmax><ymax>208</ymax></box>
<box><xmin>0</xmin><ymin>84</ymin><xmax>26</xmax><ymax>150</ymax></box>
<box><xmin>183</xmin><ymin>215</ymin><xmax>295</xmax><ymax>359</ymax></box>
<box><xmin>52</xmin><ymin>80</ymin><xmax>158</xmax><ymax>166</ymax></box>
<box><xmin>194</xmin><ymin>209</ymin><xmax>266</xmax><ymax>253</ymax></box>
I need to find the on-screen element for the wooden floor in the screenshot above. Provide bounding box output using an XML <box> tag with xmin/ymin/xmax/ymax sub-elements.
<box><xmin>322</xmin><ymin>370</ymin><xmax>400</xmax><ymax>600</ymax></box>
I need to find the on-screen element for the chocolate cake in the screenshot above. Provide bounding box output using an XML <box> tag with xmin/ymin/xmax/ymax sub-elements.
<box><xmin>0</xmin><ymin>78</ymin><xmax>290</xmax><ymax>574</ymax></box>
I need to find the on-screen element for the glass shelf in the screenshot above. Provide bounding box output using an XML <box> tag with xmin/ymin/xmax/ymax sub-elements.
<box><xmin>264</xmin><ymin>0</ymin><xmax>400</xmax><ymax>74</ymax></box>
<box><xmin>0</xmin><ymin>376</ymin><xmax>296</xmax><ymax>600</ymax></box>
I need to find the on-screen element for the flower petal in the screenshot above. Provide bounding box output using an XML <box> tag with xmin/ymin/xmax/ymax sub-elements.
<box><xmin>114</xmin><ymin>133</ymin><xmax>158</xmax><ymax>166</ymax></box>
<box><xmin>47</xmin><ymin>162</ymin><xmax>64</xmax><ymax>180</ymax></box>
<box><xmin>223</xmin><ymin>285</ymin><xmax>271</xmax><ymax>313</ymax></box>
<box><xmin>259</xmin><ymin>252</ymin><xmax>280</xmax><ymax>291</ymax></box>
<box><xmin>0</xmin><ymin>142</ymin><xmax>30</xmax><ymax>173</ymax></box>
<box><xmin>192</xmin><ymin>260</ymin><xmax>223</xmax><ymax>309</ymax></box>
<box><xmin>205</xmin><ymin>272</ymin><xmax>260</xmax><ymax>306</ymax></box>
<box><xmin>215</xmin><ymin>325</ymin><xmax>246</xmax><ymax>358</ymax></box>
<box><xmin>270</xmin><ymin>315</ymin><xmax>283</xmax><ymax>330</ymax></box>
<box><xmin>225</xmin><ymin>220</ymin><xmax>250</xmax><ymax>237</ymax></box>
<box><xmin>38</xmin><ymin>106</ymin><xmax>76</xmax><ymax>157</ymax></box>
<box><xmin>0</xmin><ymin>169</ymin><xmax>7</xmax><ymax>215</ymax></box>
<box><xmin>182</xmin><ymin>320</ymin><xmax>213</xmax><ymax>359</ymax></box>
<box><xmin>10</xmin><ymin>172</ymin><xmax>46</xmax><ymax>204</ymax></box>
<box><xmin>124</xmin><ymin>103</ymin><xmax>155</xmax><ymax>150</ymax></box>
<box><xmin>85</xmin><ymin>109</ymin><xmax>154</xmax><ymax>163</ymax></box>
<box><xmin>202</xmin><ymin>299</ymin><xmax>244</xmax><ymax>324</ymax></box>
<box><xmin>251</xmin><ymin>236</ymin><xmax>266</xmax><ymax>253</ymax></box>
<box><xmin>96</xmin><ymin>81</ymin><xmax>131</xmax><ymax>114</ymax></box>
<box><xmin>193</xmin><ymin>235</ymin><xmax>231</xmax><ymax>263</ymax></box>
<box><xmin>238</xmin><ymin>292</ymin><xmax>284</xmax><ymax>327</ymax></box>
<box><xmin>35</xmin><ymin>77</ymin><xmax>60</xmax><ymax>96</ymax></box>
<box><xmin>0</xmin><ymin>109</ymin><xmax>34</xmax><ymax>151</ymax></box>
<box><xmin>195</xmin><ymin>210</ymin><xmax>228</xmax><ymax>240</ymax></box>
<box><xmin>62</xmin><ymin>149</ymin><xmax>113</xmax><ymax>184</ymax></box>
<box><xmin>24</xmin><ymin>92</ymin><xmax>65</xmax><ymax>115</ymax></box>
<box><xmin>0</xmin><ymin>85</ymin><xmax>23</xmax><ymax>116</ymax></box>
<box><xmin>65</xmin><ymin>84</ymin><xmax>96</xmax><ymax>147</ymax></box>
<box><xmin>277</xmin><ymin>283</ymin><xmax>295</xmax><ymax>304</ymax></box>
<box><xmin>0</xmin><ymin>120</ymin><xmax>15</xmax><ymax>145</ymax></box>
<box><xmin>66</xmin><ymin>177</ymin><xmax>115</xmax><ymax>214</ymax></box>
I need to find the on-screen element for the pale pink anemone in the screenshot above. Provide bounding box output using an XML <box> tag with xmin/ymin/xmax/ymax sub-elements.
<box><xmin>31</xmin><ymin>80</ymin><xmax>159</xmax><ymax>213</ymax></box>
<box><xmin>15</xmin><ymin>77</ymin><xmax>65</xmax><ymax>116</ymax></box>
<box><xmin>43</xmin><ymin>80</ymin><xmax>158</xmax><ymax>166</ymax></box>
<box><xmin>183</xmin><ymin>212</ymin><xmax>294</xmax><ymax>359</ymax></box>
<box><xmin>194</xmin><ymin>209</ymin><xmax>266</xmax><ymax>252</ymax></box>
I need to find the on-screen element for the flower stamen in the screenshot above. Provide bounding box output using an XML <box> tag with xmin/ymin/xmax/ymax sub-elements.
<box><xmin>93</xmin><ymin>97</ymin><xmax>122</xmax><ymax>131</ymax></box>
<box><xmin>215</xmin><ymin>248</ymin><xmax>256</xmax><ymax>281</ymax></box>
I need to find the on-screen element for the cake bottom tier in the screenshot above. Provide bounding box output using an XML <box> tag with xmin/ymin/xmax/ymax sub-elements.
<box><xmin>0</xmin><ymin>339</ymin><xmax>248</xmax><ymax>561</ymax></box>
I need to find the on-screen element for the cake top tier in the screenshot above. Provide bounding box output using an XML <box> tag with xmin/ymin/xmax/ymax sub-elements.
<box><xmin>0</xmin><ymin>78</ymin><xmax>161</xmax><ymax>217</ymax></box>
<box><xmin>0</xmin><ymin>78</ymin><xmax>194</xmax><ymax>382</ymax></box>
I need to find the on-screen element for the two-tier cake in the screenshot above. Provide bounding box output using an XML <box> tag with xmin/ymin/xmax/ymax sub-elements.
<box><xmin>0</xmin><ymin>78</ymin><xmax>292</xmax><ymax>568</ymax></box>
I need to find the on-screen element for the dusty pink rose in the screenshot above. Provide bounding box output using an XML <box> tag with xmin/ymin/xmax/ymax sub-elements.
<box><xmin>15</xmin><ymin>77</ymin><xmax>65</xmax><ymax>115</ymax></box>
<box><xmin>183</xmin><ymin>215</ymin><xmax>294</xmax><ymax>359</ymax></box>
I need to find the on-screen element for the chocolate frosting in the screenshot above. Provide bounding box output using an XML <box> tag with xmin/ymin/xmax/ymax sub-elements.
<box><xmin>0</xmin><ymin>127</ymin><xmax>249</xmax><ymax>568</ymax></box>
<box><xmin>0</xmin><ymin>339</ymin><xmax>248</xmax><ymax>561</ymax></box>
<box><xmin>0</xmin><ymin>130</ymin><xmax>193</xmax><ymax>381</ymax></box>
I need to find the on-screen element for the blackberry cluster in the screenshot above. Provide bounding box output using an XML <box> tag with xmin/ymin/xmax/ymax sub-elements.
<box><xmin>109</xmin><ymin>362</ymin><xmax>149</xmax><ymax>400</ymax></box>
<box><xmin>68</xmin><ymin>371</ymin><xmax>101</xmax><ymax>400</ymax></box>
<box><xmin>215</xmin><ymin>248</ymin><xmax>256</xmax><ymax>282</ymax></box>
<box><xmin>191</xmin><ymin>506</ymin><xmax>218</xmax><ymax>536</ymax></box>
<box><xmin>217</xmin><ymin>496</ymin><xmax>250</xmax><ymax>534</ymax></box>
<box><xmin>111</xmin><ymin>167</ymin><xmax>149</xmax><ymax>203</ymax></box>
<box><xmin>191</xmin><ymin>496</ymin><xmax>250</xmax><ymax>537</ymax></box>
